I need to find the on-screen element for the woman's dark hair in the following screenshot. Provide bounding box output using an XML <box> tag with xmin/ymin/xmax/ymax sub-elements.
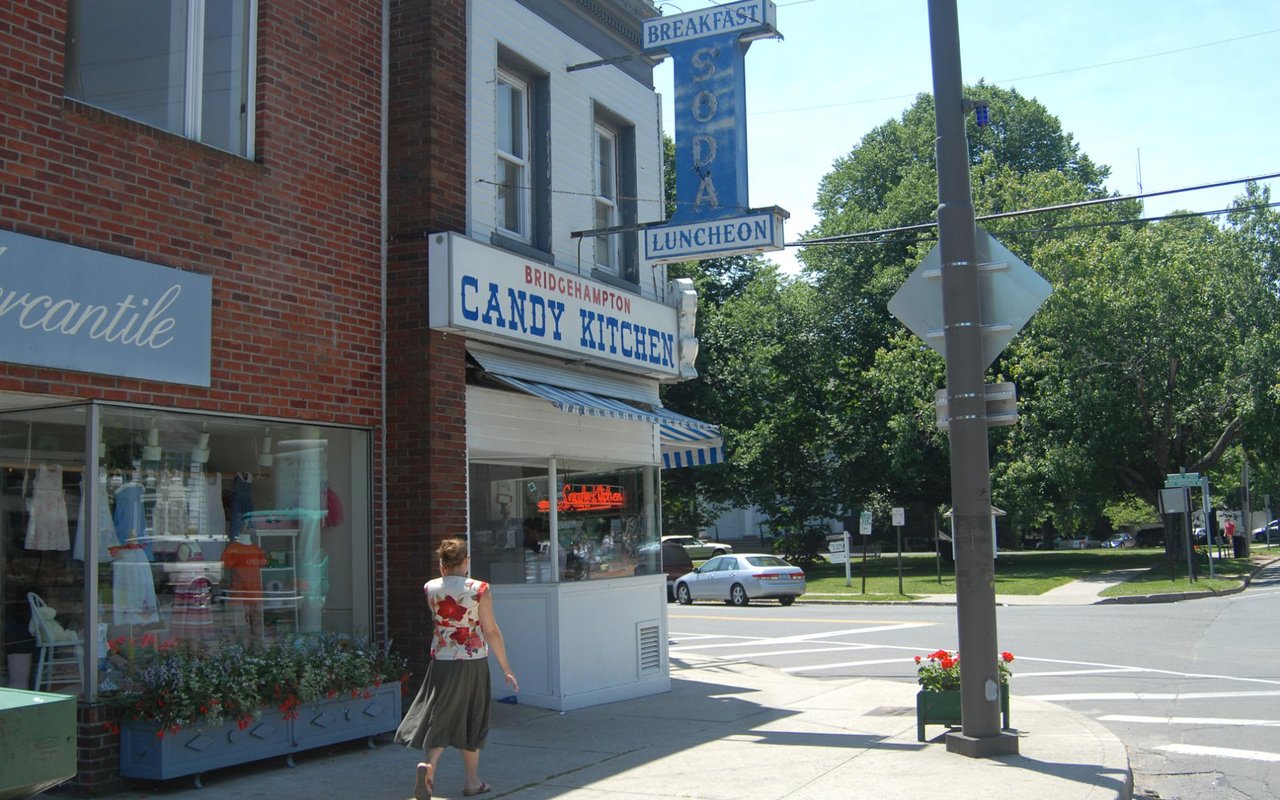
<box><xmin>437</xmin><ymin>537</ymin><xmax>469</xmax><ymax>570</ymax></box>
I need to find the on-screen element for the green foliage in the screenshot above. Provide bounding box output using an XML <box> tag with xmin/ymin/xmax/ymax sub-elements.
<box><xmin>1104</xmin><ymin>495</ymin><xmax>1158</xmax><ymax>531</ymax></box>
<box><xmin>103</xmin><ymin>633</ymin><xmax>408</xmax><ymax>735</ymax></box>
<box><xmin>768</xmin><ymin>524</ymin><xmax>828</xmax><ymax>567</ymax></box>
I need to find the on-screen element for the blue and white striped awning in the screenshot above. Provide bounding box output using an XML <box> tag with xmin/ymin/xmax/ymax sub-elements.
<box><xmin>489</xmin><ymin>374</ymin><xmax>724</xmax><ymax>469</ymax></box>
<box><xmin>652</xmin><ymin>407</ymin><xmax>725</xmax><ymax>469</ymax></box>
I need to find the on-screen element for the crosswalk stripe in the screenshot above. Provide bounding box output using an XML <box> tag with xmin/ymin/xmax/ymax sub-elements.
<box><xmin>668</xmin><ymin>623</ymin><xmax>932</xmax><ymax>652</ymax></box>
<box><xmin>1026</xmin><ymin>690</ymin><xmax>1280</xmax><ymax>702</ymax></box>
<box><xmin>1157</xmin><ymin>743</ymin><xmax>1280</xmax><ymax>762</ymax></box>
<box><xmin>783</xmin><ymin>657</ymin><xmax>914</xmax><ymax>673</ymax></box>
<box><xmin>1102</xmin><ymin>714</ymin><xmax>1280</xmax><ymax>727</ymax></box>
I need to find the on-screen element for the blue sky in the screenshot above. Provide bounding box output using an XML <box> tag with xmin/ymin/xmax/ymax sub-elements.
<box><xmin>653</xmin><ymin>0</ymin><xmax>1280</xmax><ymax>274</ymax></box>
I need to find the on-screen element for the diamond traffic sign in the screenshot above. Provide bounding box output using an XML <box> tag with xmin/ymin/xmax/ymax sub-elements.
<box><xmin>888</xmin><ymin>227</ymin><xmax>1052</xmax><ymax>368</ymax></box>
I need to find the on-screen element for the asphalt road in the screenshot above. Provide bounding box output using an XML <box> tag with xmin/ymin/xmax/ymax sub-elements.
<box><xmin>667</xmin><ymin>560</ymin><xmax>1280</xmax><ymax>800</ymax></box>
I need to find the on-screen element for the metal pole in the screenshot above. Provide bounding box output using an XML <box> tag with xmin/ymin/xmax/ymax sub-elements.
<box><xmin>1201</xmin><ymin>475</ymin><xmax>1214</xmax><ymax>579</ymax></box>
<box><xmin>927</xmin><ymin>0</ymin><xmax>1016</xmax><ymax>757</ymax></box>
<box><xmin>896</xmin><ymin>524</ymin><xmax>904</xmax><ymax>596</ymax></box>
<box><xmin>860</xmin><ymin>534</ymin><xmax>868</xmax><ymax>594</ymax></box>
<box><xmin>1183</xmin><ymin>490</ymin><xmax>1194</xmax><ymax>583</ymax></box>
<box><xmin>1242</xmin><ymin>452</ymin><xmax>1252</xmax><ymax>556</ymax></box>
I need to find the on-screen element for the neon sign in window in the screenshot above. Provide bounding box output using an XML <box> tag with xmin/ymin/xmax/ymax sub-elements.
<box><xmin>537</xmin><ymin>484</ymin><xmax>625</xmax><ymax>513</ymax></box>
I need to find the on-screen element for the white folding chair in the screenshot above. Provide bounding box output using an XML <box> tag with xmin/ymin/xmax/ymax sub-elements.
<box><xmin>27</xmin><ymin>592</ymin><xmax>83</xmax><ymax>692</ymax></box>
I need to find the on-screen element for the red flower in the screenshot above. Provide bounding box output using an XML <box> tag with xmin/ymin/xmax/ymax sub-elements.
<box><xmin>449</xmin><ymin>626</ymin><xmax>472</xmax><ymax>646</ymax></box>
<box><xmin>1001</xmin><ymin>651</ymin><xmax>1015</xmax><ymax>663</ymax></box>
<box><xmin>436</xmin><ymin>596</ymin><xmax>467</xmax><ymax>622</ymax></box>
<box><xmin>914</xmin><ymin>655</ymin><xmax>922</xmax><ymax>664</ymax></box>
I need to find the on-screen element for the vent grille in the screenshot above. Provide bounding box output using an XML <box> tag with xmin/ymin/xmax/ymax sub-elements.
<box><xmin>637</xmin><ymin>622</ymin><xmax>661</xmax><ymax>674</ymax></box>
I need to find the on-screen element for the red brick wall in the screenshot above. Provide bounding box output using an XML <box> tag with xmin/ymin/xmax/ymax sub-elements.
<box><xmin>1</xmin><ymin>1</ymin><xmax>386</xmax><ymax>791</ymax></box>
<box><xmin>0</xmin><ymin>0</ymin><xmax>384</xmax><ymax>425</ymax></box>
<box><xmin>386</xmin><ymin>0</ymin><xmax>469</xmax><ymax>680</ymax></box>
<box><xmin>69</xmin><ymin>703</ymin><xmax>121</xmax><ymax>796</ymax></box>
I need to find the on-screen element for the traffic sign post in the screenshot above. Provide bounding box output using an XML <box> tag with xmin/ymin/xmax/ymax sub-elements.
<box><xmin>893</xmin><ymin>507</ymin><xmax>905</xmax><ymax>596</ymax></box>
<box><xmin>859</xmin><ymin>511</ymin><xmax>872</xmax><ymax>594</ymax></box>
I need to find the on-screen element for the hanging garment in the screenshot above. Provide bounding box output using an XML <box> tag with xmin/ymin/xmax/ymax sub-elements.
<box><xmin>151</xmin><ymin>469</ymin><xmax>189</xmax><ymax>537</ymax></box>
<box><xmin>73</xmin><ymin>468</ymin><xmax>119</xmax><ymax>562</ymax></box>
<box><xmin>25</xmin><ymin>464</ymin><xmax>70</xmax><ymax>551</ymax></box>
<box><xmin>322</xmin><ymin>486</ymin><xmax>345</xmax><ymax>528</ymax></box>
<box><xmin>229</xmin><ymin>473</ymin><xmax>254</xmax><ymax>537</ymax></box>
<box><xmin>112</xmin><ymin>482</ymin><xmax>146</xmax><ymax>542</ymax></box>
<box><xmin>111</xmin><ymin>543</ymin><xmax>159</xmax><ymax>625</ymax></box>
<box><xmin>202</xmin><ymin>472</ymin><xmax>226</xmax><ymax>538</ymax></box>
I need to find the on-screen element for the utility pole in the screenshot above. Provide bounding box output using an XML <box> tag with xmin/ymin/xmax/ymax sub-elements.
<box><xmin>927</xmin><ymin>0</ymin><xmax>1018</xmax><ymax>757</ymax></box>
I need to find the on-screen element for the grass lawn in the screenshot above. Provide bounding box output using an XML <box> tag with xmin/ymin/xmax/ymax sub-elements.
<box><xmin>1098</xmin><ymin>554</ymin><xmax>1257</xmax><ymax>596</ymax></box>
<box><xmin>800</xmin><ymin>547</ymin><xmax>1261</xmax><ymax>601</ymax></box>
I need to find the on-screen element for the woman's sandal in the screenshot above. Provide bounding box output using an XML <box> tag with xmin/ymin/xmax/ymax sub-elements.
<box><xmin>463</xmin><ymin>782</ymin><xmax>492</xmax><ymax>797</ymax></box>
<box><xmin>414</xmin><ymin>762</ymin><xmax>434</xmax><ymax>800</ymax></box>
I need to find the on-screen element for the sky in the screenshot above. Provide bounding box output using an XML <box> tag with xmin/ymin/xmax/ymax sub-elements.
<box><xmin>653</xmin><ymin>0</ymin><xmax>1280</xmax><ymax>275</ymax></box>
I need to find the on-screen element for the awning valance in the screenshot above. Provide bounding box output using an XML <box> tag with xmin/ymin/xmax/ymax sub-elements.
<box><xmin>487</xmin><ymin>374</ymin><xmax>724</xmax><ymax>469</ymax></box>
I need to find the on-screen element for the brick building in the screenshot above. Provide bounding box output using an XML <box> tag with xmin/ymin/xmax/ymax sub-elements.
<box><xmin>1</xmin><ymin>0</ymin><xmax>718</xmax><ymax>792</ymax></box>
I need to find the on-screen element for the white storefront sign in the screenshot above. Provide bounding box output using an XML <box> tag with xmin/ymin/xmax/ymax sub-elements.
<box><xmin>429</xmin><ymin>233</ymin><xmax>683</xmax><ymax>378</ymax></box>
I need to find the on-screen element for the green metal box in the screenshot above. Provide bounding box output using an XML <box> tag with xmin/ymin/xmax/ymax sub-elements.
<box><xmin>0</xmin><ymin>688</ymin><xmax>77</xmax><ymax>800</ymax></box>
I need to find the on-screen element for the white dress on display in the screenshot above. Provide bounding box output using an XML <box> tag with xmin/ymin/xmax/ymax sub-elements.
<box><xmin>73</xmin><ymin>468</ymin><xmax>119</xmax><ymax>562</ymax></box>
<box><xmin>25</xmin><ymin>463</ymin><xmax>70</xmax><ymax>551</ymax></box>
<box><xmin>111</xmin><ymin>542</ymin><xmax>159</xmax><ymax>625</ymax></box>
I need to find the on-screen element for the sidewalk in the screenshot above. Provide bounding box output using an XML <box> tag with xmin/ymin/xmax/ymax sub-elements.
<box><xmin>100</xmin><ymin>658</ymin><xmax>1131</xmax><ymax>800</ymax></box>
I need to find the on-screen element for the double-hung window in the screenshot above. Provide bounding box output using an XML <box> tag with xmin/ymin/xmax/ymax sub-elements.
<box><xmin>593</xmin><ymin>123</ymin><xmax>620</xmax><ymax>271</ymax></box>
<box><xmin>64</xmin><ymin>0</ymin><xmax>257</xmax><ymax>157</ymax></box>
<box><xmin>591</xmin><ymin>104</ymin><xmax>638</xmax><ymax>285</ymax></box>
<box><xmin>495</xmin><ymin>69</ymin><xmax>531</xmax><ymax>242</ymax></box>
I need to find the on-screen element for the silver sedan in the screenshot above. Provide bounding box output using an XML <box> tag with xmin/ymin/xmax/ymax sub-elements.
<box><xmin>674</xmin><ymin>553</ymin><xmax>806</xmax><ymax>606</ymax></box>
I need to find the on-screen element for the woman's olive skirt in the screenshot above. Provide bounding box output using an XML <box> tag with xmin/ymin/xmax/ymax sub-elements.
<box><xmin>395</xmin><ymin>657</ymin><xmax>492</xmax><ymax>752</ymax></box>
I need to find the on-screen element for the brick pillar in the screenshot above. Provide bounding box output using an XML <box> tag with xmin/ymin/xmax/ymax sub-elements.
<box><xmin>68</xmin><ymin>702</ymin><xmax>122</xmax><ymax>796</ymax></box>
<box><xmin>386</xmin><ymin>0</ymin><xmax>469</xmax><ymax>681</ymax></box>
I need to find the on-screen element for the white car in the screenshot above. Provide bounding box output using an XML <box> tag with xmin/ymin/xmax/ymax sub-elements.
<box><xmin>662</xmin><ymin>535</ymin><xmax>733</xmax><ymax>560</ymax></box>
<box><xmin>674</xmin><ymin>553</ymin><xmax>806</xmax><ymax>606</ymax></box>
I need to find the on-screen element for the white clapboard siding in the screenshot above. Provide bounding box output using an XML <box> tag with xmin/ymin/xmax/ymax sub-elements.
<box><xmin>469</xmin><ymin>1</ymin><xmax>666</xmax><ymax>300</ymax></box>
<box><xmin>467</xmin><ymin>385</ymin><xmax>660</xmax><ymax>465</ymax></box>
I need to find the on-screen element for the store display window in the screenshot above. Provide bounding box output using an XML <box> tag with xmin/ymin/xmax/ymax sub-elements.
<box><xmin>469</xmin><ymin>459</ymin><xmax>659</xmax><ymax>585</ymax></box>
<box><xmin>0</xmin><ymin>402</ymin><xmax>371</xmax><ymax>697</ymax></box>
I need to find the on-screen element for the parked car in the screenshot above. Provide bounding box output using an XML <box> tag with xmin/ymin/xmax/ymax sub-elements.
<box><xmin>1056</xmin><ymin>536</ymin><xmax>1102</xmax><ymax>549</ymax></box>
<box><xmin>662</xmin><ymin>535</ymin><xmax>733</xmax><ymax>560</ymax></box>
<box><xmin>1101</xmin><ymin>532</ymin><xmax>1135</xmax><ymax>549</ymax></box>
<box><xmin>674</xmin><ymin>553</ymin><xmax>806</xmax><ymax>606</ymax></box>
<box><xmin>634</xmin><ymin>540</ymin><xmax>694</xmax><ymax>602</ymax></box>
<box><xmin>1252</xmin><ymin>520</ymin><xmax>1280</xmax><ymax>543</ymax></box>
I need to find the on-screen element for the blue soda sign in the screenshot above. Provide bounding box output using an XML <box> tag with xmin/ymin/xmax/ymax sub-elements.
<box><xmin>642</xmin><ymin>0</ymin><xmax>786</xmax><ymax>264</ymax></box>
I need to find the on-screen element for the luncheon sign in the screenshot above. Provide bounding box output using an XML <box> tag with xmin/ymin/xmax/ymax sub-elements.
<box><xmin>642</xmin><ymin>0</ymin><xmax>787</xmax><ymax>264</ymax></box>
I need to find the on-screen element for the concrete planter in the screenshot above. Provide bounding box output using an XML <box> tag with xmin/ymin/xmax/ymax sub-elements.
<box><xmin>915</xmin><ymin>685</ymin><xmax>1009</xmax><ymax>742</ymax></box>
<box><xmin>120</xmin><ymin>681</ymin><xmax>401</xmax><ymax>787</ymax></box>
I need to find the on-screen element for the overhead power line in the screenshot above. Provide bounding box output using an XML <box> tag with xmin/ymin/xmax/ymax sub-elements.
<box><xmin>793</xmin><ymin>171</ymin><xmax>1280</xmax><ymax>248</ymax></box>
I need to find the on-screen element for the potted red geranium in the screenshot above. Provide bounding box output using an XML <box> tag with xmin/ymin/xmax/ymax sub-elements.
<box><xmin>914</xmin><ymin>649</ymin><xmax>1014</xmax><ymax>741</ymax></box>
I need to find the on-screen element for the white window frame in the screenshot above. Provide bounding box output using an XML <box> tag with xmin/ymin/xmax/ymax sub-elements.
<box><xmin>593</xmin><ymin>122</ymin><xmax>620</xmax><ymax>272</ymax></box>
<box><xmin>495</xmin><ymin>68</ymin><xmax>532</xmax><ymax>242</ymax></box>
<box><xmin>64</xmin><ymin>0</ymin><xmax>258</xmax><ymax>158</ymax></box>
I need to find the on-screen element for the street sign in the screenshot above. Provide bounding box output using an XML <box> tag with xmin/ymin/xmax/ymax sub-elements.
<box><xmin>892</xmin><ymin>507</ymin><xmax>905</xmax><ymax>527</ymax></box>
<box><xmin>1165</xmin><ymin>472</ymin><xmax>1201</xmax><ymax>488</ymax></box>
<box><xmin>859</xmin><ymin>511</ymin><xmax>873</xmax><ymax>536</ymax></box>
<box><xmin>888</xmin><ymin>227</ymin><xmax>1052</xmax><ymax>368</ymax></box>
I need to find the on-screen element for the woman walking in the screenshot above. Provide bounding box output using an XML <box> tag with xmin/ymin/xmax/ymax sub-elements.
<box><xmin>396</xmin><ymin>538</ymin><xmax>518</xmax><ymax>799</ymax></box>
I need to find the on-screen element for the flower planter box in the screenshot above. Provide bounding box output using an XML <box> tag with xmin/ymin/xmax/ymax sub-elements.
<box><xmin>120</xmin><ymin>681</ymin><xmax>401</xmax><ymax>786</ymax></box>
<box><xmin>292</xmin><ymin>681</ymin><xmax>403</xmax><ymax>750</ymax></box>
<box><xmin>916</xmin><ymin>685</ymin><xmax>1010</xmax><ymax>742</ymax></box>
<box><xmin>119</xmin><ymin>709</ymin><xmax>293</xmax><ymax>783</ymax></box>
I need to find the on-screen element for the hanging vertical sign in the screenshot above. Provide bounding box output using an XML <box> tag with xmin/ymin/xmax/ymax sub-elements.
<box><xmin>642</xmin><ymin>0</ymin><xmax>787</xmax><ymax>264</ymax></box>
